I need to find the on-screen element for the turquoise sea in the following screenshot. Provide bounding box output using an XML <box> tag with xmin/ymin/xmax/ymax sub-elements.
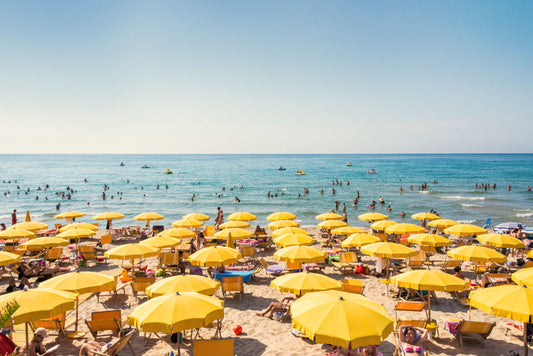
<box><xmin>1</xmin><ymin>154</ymin><xmax>532</xmax><ymax>229</ymax></box>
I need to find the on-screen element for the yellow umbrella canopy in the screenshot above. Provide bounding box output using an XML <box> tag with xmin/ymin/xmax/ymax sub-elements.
<box><xmin>189</xmin><ymin>246</ymin><xmax>242</xmax><ymax>267</ymax></box>
<box><xmin>54</xmin><ymin>211</ymin><xmax>86</xmax><ymax>219</ymax></box>
<box><xmin>271</xmin><ymin>272</ymin><xmax>342</xmax><ymax>296</ymax></box>
<box><xmin>361</xmin><ymin>242</ymin><xmax>417</xmax><ymax>259</ymax></box>
<box><xmin>140</xmin><ymin>235</ymin><xmax>181</xmax><ymax>249</ymax></box>
<box><xmin>443</xmin><ymin>223</ymin><xmax>486</xmax><ymax>236</ymax></box>
<box><xmin>274</xmin><ymin>245</ymin><xmax>326</xmax><ymax>263</ymax></box>
<box><xmin>56</xmin><ymin>227</ymin><xmax>96</xmax><ymax>240</ymax></box>
<box><xmin>274</xmin><ymin>233</ymin><xmax>316</xmax><ymax>247</ymax></box>
<box><xmin>11</xmin><ymin>221</ymin><xmax>48</xmax><ymax>232</ymax></box>
<box><xmin>315</xmin><ymin>212</ymin><xmax>343</xmax><ymax>221</ymax></box>
<box><xmin>158</xmin><ymin>228</ymin><xmax>196</xmax><ymax>239</ymax></box>
<box><xmin>370</xmin><ymin>220</ymin><xmax>398</xmax><ymax>231</ymax></box>
<box><xmin>272</xmin><ymin>227</ymin><xmax>309</xmax><ymax>238</ymax></box>
<box><xmin>133</xmin><ymin>212</ymin><xmax>164</xmax><ymax>221</ymax></box>
<box><xmin>358</xmin><ymin>213</ymin><xmax>388</xmax><ymax>222</ymax></box>
<box><xmin>447</xmin><ymin>245</ymin><xmax>507</xmax><ymax>264</ymax></box>
<box><xmin>330</xmin><ymin>226</ymin><xmax>366</xmax><ymax>236</ymax></box>
<box><xmin>512</xmin><ymin>268</ymin><xmax>533</xmax><ymax>287</ymax></box>
<box><xmin>219</xmin><ymin>221</ymin><xmax>251</xmax><ymax>229</ymax></box>
<box><xmin>427</xmin><ymin>218</ymin><xmax>459</xmax><ymax>231</ymax></box>
<box><xmin>59</xmin><ymin>223</ymin><xmax>98</xmax><ymax>232</ymax></box>
<box><xmin>92</xmin><ymin>211</ymin><xmax>125</xmax><ymax>221</ymax></box>
<box><xmin>183</xmin><ymin>213</ymin><xmax>210</xmax><ymax>221</ymax></box>
<box><xmin>317</xmin><ymin>220</ymin><xmax>348</xmax><ymax>230</ymax></box>
<box><xmin>290</xmin><ymin>290</ymin><xmax>394</xmax><ymax>349</ymax></box>
<box><xmin>146</xmin><ymin>275</ymin><xmax>220</xmax><ymax>298</ymax></box>
<box><xmin>267</xmin><ymin>211</ymin><xmax>297</xmax><ymax>221</ymax></box>
<box><xmin>268</xmin><ymin>220</ymin><xmax>300</xmax><ymax>229</ymax></box>
<box><xmin>214</xmin><ymin>228</ymin><xmax>253</xmax><ymax>240</ymax></box>
<box><xmin>127</xmin><ymin>291</ymin><xmax>224</xmax><ymax>333</ymax></box>
<box><xmin>407</xmin><ymin>233</ymin><xmax>453</xmax><ymax>247</ymax></box>
<box><xmin>341</xmin><ymin>233</ymin><xmax>380</xmax><ymax>248</ymax></box>
<box><xmin>39</xmin><ymin>271</ymin><xmax>115</xmax><ymax>294</ymax></box>
<box><xmin>0</xmin><ymin>228</ymin><xmax>34</xmax><ymax>240</ymax></box>
<box><xmin>104</xmin><ymin>243</ymin><xmax>159</xmax><ymax>260</ymax></box>
<box><xmin>19</xmin><ymin>237</ymin><xmax>69</xmax><ymax>251</ymax></box>
<box><xmin>227</xmin><ymin>211</ymin><xmax>257</xmax><ymax>222</ymax></box>
<box><xmin>172</xmin><ymin>218</ymin><xmax>204</xmax><ymax>229</ymax></box>
<box><xmin>384</xmin><ymin>223</ymin><xmax>426</xmax><ymax>235</ymax></box>
<box><xmin>476</xmin><ymin>233</ymin><xmax>525</xmax><ymax>249</ymax></box>
<box><xmin>0</xmin><ymin>251</ymin><xmax>22</xmax><ymax>266</ymax></box>
<box><xmin>411</xmin><ymin>212</ymin><xmax>440</xmax><ymax>221</ymax></box>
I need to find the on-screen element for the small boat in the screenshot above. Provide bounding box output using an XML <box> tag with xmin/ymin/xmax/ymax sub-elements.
<box><xmin>120</xmin><ymin>162</ymin><xmax>125</xmax><ymax>166</ymax></box>
<box><xmin>367</xmin><ymin>169</ymin><xmax>377</xmax><ymax>174</ymax></box>
<box><xmin>165</xmin><ymin>168</ymin><xmax>173</xmax><ymax>174</ymax></box>
<box><xmin>346</xmin><ymin>163</ymin><xmax>352</xmax><ymax>167</ymax></box>
<box><xmin>278</xmin><ymin>166</ymin><xmax>286</xmax><ymax>171</ymax></box>
<box><xmin>141</xmin><ymin>165</ymin><xmax>150</xmax><ymax>169</ymax></box>
<box><xmin>295</xmin><ymin>170</ymin><xmax>305</xmax><ymax>176</ymax></box>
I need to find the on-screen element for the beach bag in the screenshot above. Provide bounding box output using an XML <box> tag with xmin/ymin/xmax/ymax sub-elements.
<box><xmin>355</xmin><ymin>265</ymin><xmax>366</xmax><ymax>275</ymax></box>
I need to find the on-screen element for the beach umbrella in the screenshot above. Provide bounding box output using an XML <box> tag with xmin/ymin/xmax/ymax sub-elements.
<box><xmin>271</xmin><ymin>272</ymin><xmax>342</xmax><ymax>296</ymax></box>
<box><xmin>59</xmin><ymin>223</ymin><xmax>98</xmax><ymax>232</ymax></box>
<box><xmin>93</xmin><ymin>211</ymin><xmax>124</xmax><ymax>229</ymax></box>
<box><xmin>411</xmin><ymin>213</ymin><xmax>440</xmax><ymax>221</ymax></box>
<box><xmin>476</xmin><ymin>233</ymin><xmax>525</xmax><ymax>249</ymax></box>
<box><xmin>11</xmin><ymin>222</ymin><xmax>48</xmax><ymax>232</ymax></box>
<box><xmin>385</xmin><ymin>223</ymin><xmax>426</xmax><ymax>235</ymax></box>
<box><xmin>54</xmin><ymin>211</ymin><xmax>86</xmax><ymax>220</ymax></box>
<box><xmin>267</xmin><ymin>220</ymin><xmax>300</xmax><ymax>229</ymax></box>
<box><xmin>274</xmin><ymin>233</ymin><xmax>316</xmax><ymax>247</ymax></box>
<box><xmin>0</xmin><ymin>251</ymin><xmax>22</xmax><ymax>266</ymax></box>
<box><xmin>267</xmin><ymin>211</ymin><xmax>297</xmax><ymax>221</ymax></box>
<box><xmin>0</xmin><ymin>228</ymin><xmax>34</xmax><ymax>240</ymax></box>
<box><xmin>390</xmin><ymin>270</ymin><xmax>468</xmax><ymax>319</ymax></box>
<box><xmin>105</xmin><ymin>243</ymin><xmax>159</xmax><ymax>260</ymax></box>
<box><xmin>315</xmin><ymin>213</ymin><xmax>343</xmax><ymax>221</ymax></box>
<box><xmin>274</xmin><ymin>245</ymin><xmax>326</xmax><ymax>263</ymax></box>
<box><xmin>56</xmin><ymin>227</ymin><xmax>96</xmax><ymax>241</ymax></box>
<box><xmin>447</xmin><ymin>245</ymin><xmax>506</xmax><ymax>264</ymax></box>
<box><xmin>512</xmin><ymin>268</ymin><xmax>533</xmax><ymax>287</ymax></box>
<box><xmin>290</xmin><ymin>290</ymin><xmax>394</xmax><ymax>349</ymax></box>
<box><xmin>214</xmin><ymin>228</ymin><xmax>253</xmax><ymax>240</ymax></box>
<box><xmin>18</xmin><ymin>237</ymin><xmax>69</xmax><ymax>251</ymax></box>
<box><xmin>272</xmin><ymin>227</ymin><xmax>309</xmax><ymax>238</ymax></box>
<box><xmin>370</xmin><ymin>220</ymin><xmax>398</xmax><ymax>231</ymax></box>
<box><xmin>183</xmin><ymin>213</ymin><xmax>210</xmax><ymax>221</ymax></box>
<box><xmin>330</xmin><ymin>226</ymin><xmax>366</xmax><ymax>236</ymax></box>
<box><xmin>358</xmin><ymin>213</ymin><xmax>388</xmax><ymax>222</ymax></box>
<box><xmin>407</xmin><ymin>234</ymin><xmax>453</xmax><ymax>247</ymax></box>
<box><xmin>158</xmin><ymin>228</ymin><xmax>196</xmax><ymax>239</ymax></box>
<box><xmin>146</xmin><ymin>275</ymin><xmax>220</xmax><ymax>298</ymax></box>
<box><xmin>361</xmin><ymin>242</ymin><xmax>417</xmax><ymax>259</ymax></box>
<box><xmin>219</xmin><ymin>221</ymin><xmax>251</xmax><ymax>229</ymax></box>
<box><xmin>140</xmin><ymin>235</ymin><xmax>181</xmax><ymax>249</ymax></box>
<box><xmin>39</xmin><ymin>271</ymin><xmax>115</xmax><ymax>338</ymax></box>
<box><xmin>427</xmin><ymin>218</ymin><xmax>459</xmax><ymax>231</ymax></box>
<box><xmin>317</xmin><ymin>220</ymin><xmax>348</xmax><ymax>230</ymax></box>
<box><xmin>341</xmin><ymin>233</ymin><xmax>380</xmax><ymax>248</ymax></box>
<box><xmin>133</xmin><ymin>212</ymin><xmax>164</xmax><ymax>227</ymax></box>
<box><xmin>227</xmin><ymin>211</ymin><xmax>257</xmax><ymax>222</ymax></box>
<box><xmin>443</xmin><ymin>224</ymin><xmax>486</xmax><ymax>236</ymax></box>
<box><xmin>470</xmin><ymin>285</ymin><xmax>533</xmax><ymax>355</ymax></box>
<box><xmin>172</xmin><ymin>218</ymin><xmax>204</xmax><ymax>229</ymax></box>
<box><xmin>188</xmin><ymin>246</ymin><xmax>242</xmax><ymax>267</ymax></box>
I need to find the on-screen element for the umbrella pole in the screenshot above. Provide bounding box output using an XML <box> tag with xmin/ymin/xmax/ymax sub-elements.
<box><xmin>25</xmin><ymin>322</ymin><xmax>29</xmax><ymax>356</ymax></box>
<box><xmin>525</xmin><ymin>321</ymin><xmax>529</xmax><ymax>356</ymax></box>
<box><xmin>427</xmin><ymin>292</ymin><xmax>431</xmax><ymax>321</ymax></box>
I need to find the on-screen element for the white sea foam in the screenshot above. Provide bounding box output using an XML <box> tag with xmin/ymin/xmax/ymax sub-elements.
<box><xmin>461</xmin><ymin>204</ymin><xmax>482</xmax><ymax>208</ymax></box>
<box><xmin>419</xmin><ymin>191</ymin><xmax>430</xmax><ymax>194</ymax></box>
<box><xmin>438</xmin><ymin>195</ymin><xmax>485</xmax><ymax>201</ymax></box>
<box><xmin>457</xmin><ymin>219</ymin><xmax>476</xmax><ymax>224</ymax></box>
<box><xmin>516</xmin><ymin>213</ymin><xmax>533</xmax><ymax>218</ymax></box>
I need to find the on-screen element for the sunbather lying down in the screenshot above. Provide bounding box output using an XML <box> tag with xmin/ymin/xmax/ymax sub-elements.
<box><xmin>79</xmin><ymin>339</ymin><xmax>120</xmax><ymax>356</ymax></box>
<box><xmin>256</xmin><ymin>295</ymin><xmax>298</xmax><ymax>319</ymax></box>
<box><xmin>326</xmin><ymin>345</ymin><xmax>383</xmax><ymax>356</ymax></box>
<box><xmin>398</xmin><ymin>325</ymin><xmax>427</xmax><ymax>355</ymax></box>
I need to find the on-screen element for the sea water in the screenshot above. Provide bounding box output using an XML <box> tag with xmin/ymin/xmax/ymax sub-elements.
<box><xmin>0</xmin><ymin>154</ymin><xmax>532</xmax><ymax>228</ymax></box>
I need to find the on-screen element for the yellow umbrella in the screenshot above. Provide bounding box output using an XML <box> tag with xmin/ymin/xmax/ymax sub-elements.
<box><xmin>358</xmin><ymin>212</ymin><xmax>388</xmax><ymax>222</ymax></box>
<box><xmin>19</xmin><ymin>237</ymin><xmax>69</xmax><ymax>251</ymax></box>
<box><xmin>385</xmin><ymin>223</ymin><xmax>426</xmax><ymax>235</ymax></box>
<box><xmin>470</xmin><ymin>285</ymin><xmax>533</xmax><ymax>355</ymax></box>
<box><xmin>443</xmin><ymin>223</ymin><xmax>486</xmax><ymax>236</ymax></box>
<box><xmin>390</xmin><ymin>269</ymin><xmax>468</xmax><ymax>319</ymax></box>
<box><xmin>512</xmin><ymin>268</ymin><xmax>533</xmax><ymax>287</ymax></box>
<box><xmin>317</xmin><ymin>220</ymin><xmax>348</xmax><ymax>230</ymax></box>
<box><xmin>54</xmin><ymin>211</ymin><xmax>86</xmax><ymax>220</ymax></box>
<box><xmin>267</xmin><ymin>220</ymin><xmax>300</xmax><ymax>229</ymax></box>
<box><xmin>274</xmin><ymin>245</ymin><xmax>326</xmax><ymax>263</ymax></box>
<box><xmin>411</xmin><ymin>212</ymin><xmax>440</xmax><ymax>221</ymax></box>
<box><xmin>227</xmin><ymin>211</ymin><xmax>257</xmax><ymax>222</ymax></box>
<box><xmin>0</xmin><ymin>251</ymin><xmax>22</xmax><ymax>266</ymax></box>
<box><xmin>267</xmin><ymin>211</ymin><xmax>297</xmax><ymax>221</ymax></box>
<box><xmin>56</xmin><ymin>227</ymin><xmax>96</xmax><ymax>240</ymax></box>
<box><xmin>361</xmin><ymin>242</ymin><xmax>417</xmax><ymax>259</ymax></box>
<box><xmin>92</xmin><ymin>211</ymin><xmax>125</xmax><ymax>220</ymax></box>
<box><xmin>0</xmin><ymin>228</ymin><xmax>34</xmax><ymax>240</ymax></box>
<box><xmin>330</xmin><ymin>226</ymin><xmax>366</xmax><ymax>236</ymax></box>
<box><xmin>146</xmin><ymin>275</ymin><xmax>220</xmax><ymax>298</ymax></box>
<box><xmin>59</xmin><ymin>223</ymin><xmax>98</xmax><ymax>232</ymax></box>
<box><xmin>188</xmin><ymin>246</ymin><xmax>242</xmax><ymax>267</ymax></box>
<box><xmin>290</xmin><ymin>290</ymin><xmax>394</xmax><ymax>349</ymax></box>
<box><xmin>274</xmin><ymin>233</ymin><xmax>316</xmax><ymax>247</ymax></box>
<box><xmin>476</xmin><ymin>233</ymin><xmax>525</xmax><ymax>249</ymax></box>
<box><xmin>271</xmin><ymin>272</ymin><xmax>342</xmax><ymax>296</ymax></box>
<box><xmin>133</xmin><ymin>212</ymin><xmax>164</xmax><ymax>227</ymax></box>
<box><xmin>407</xmin><ymin>233</ymin><xmax>453</xmax><ymax>247</ymax></box>
<box><xmin>370</xmin><ymin>220</ymin><xmax>398</xmax><ymax>231</ymax></box>
<box><xmin>272</xmin><ymin>227</ymin><xmax>309</xmax><ymax>238</ymax></box>
<box><xmin>158</xmin><ymin>228</ymin><xmax>196</xmax><ymax>239</ymax></box>
<box><xmin>25</xmin><ymin>211</ymin><xmax>31</xmax><ymax>222</ymax></box>
<box><xmin>214</xmin><ymin>228</ymin><xmax>253</xmax><ymax>240</ymax></box>
<box><xmin>11</xmin><ymin>221</ymin><xmax>48</xmax><ymax>232</ymax></box>
<box><xmin>183</xmin><ymin>213</ymin><xmax>210</xmax><ymax>221</ymax></box>
<box><xmin>315</xmin><ymin>212</ymin><xmax>343</xmax><ymax>221</ymax></box>
<box><xmin>427</xmin><ymin>218</ymin><xmax>459</xmax><ymax>231</ymax></box>
<box><xmin>105</xmin><ymin>243</ymin><xmax>159</xmax><ymax>260</ymax></box>
<box><xmin>172</xmin><ymin>218</ymin><xmax>204</xmax><ymax>229</ymax></box>
<box><xmin>447</xmin><ymin>245</ymin><xmax>507</xmax><ymax>264</ymax></box>
<box><xmin>140</xmin><ymin>235</ymin><xmax>181</xmax><ymax>249</ymax></box>
<box><xmin>219</xmin><ymin>221</ymin><xmax>251</xmax><ymax>229</ymax></box>
<box><xmin>341</xmin><ymin>233</ymin><xmax>380</xmax><ymax>248</ymax></box>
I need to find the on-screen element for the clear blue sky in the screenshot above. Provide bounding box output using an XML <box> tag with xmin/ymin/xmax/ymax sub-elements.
<box><xmin>1</xmin><ymin>1</ymin><xmax>531</xmax><ymax>153</ymax></box>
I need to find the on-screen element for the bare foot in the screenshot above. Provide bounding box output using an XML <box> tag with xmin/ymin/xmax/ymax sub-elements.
<box><xmin>256</xmin><ymin>312</ymin><xmax>263</xmax><ymax>317</ymax></box>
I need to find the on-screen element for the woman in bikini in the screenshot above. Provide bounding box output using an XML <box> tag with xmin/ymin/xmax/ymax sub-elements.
<box><xmin>256</xmin><ymin>296</ymin><xmax>297</xmax><ymax>319</ymax></box>
<box><xmin>399</xmin><ymin>325</ymin><xmax>427</xmax><ymax>354</ymax></box>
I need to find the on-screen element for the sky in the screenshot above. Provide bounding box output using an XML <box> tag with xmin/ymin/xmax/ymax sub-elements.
<box><xmin>0</xmin><ymin>1</ymin><xmax>531</xmax><ymax>154</ymax></box>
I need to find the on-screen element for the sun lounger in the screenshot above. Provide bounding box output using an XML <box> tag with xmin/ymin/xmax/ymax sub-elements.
<box><xmin>258</xmin><ymin>258</ymin><xmax>285</xmax><ymax>275</ymax></box>
<box><xmin>130</xmin><ymin>277</ymin><xmax>155</xmax><ymax>298</ymax></box>
<box><xmin>341</xmin><ymin>279</ymin><xmax>364</xmax><ymax>294</ymax></box>
<box><xmin>447</xmin><ymin>319</ymin><xmax>495</xmax><ymax>347</ymax></box>
<box><xmin>29</xmin><ymin>312</ymin><xmax>66</xmax><ymax>343</ymax></box>
<box><xmin>87</xmin><ymin>328</ymin><xmax>137</xmax><ymax>356</ymax></box>
<box><xmin>85</xmin><ymin>310</ymin><xmax>124</xmax><ymax>339</ymax></box>
<box><xmin>193</xmin><ymin>338</ymin><xmax>233</xmax><ymax>356</ymax></box>
<box><xmin>221</xmin><ymin>276</ymin><xmax>244</xmax><ymax>302</ymax></box>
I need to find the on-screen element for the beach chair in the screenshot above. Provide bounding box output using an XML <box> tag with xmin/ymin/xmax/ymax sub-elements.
<box><xmin>87</xmin><ymin>328</ymin><xmax>137</xmax><ymax>356</ymax></box>
<box><xmin>341</xmin><ymin>279</ymin><xmax>364</xmax><ymax>294</ymax></box>
<box><xmin>286</xmin><ymin>261</ymin><xmax>303</xmax><ymax>273</ymax></box>
<box><xmin>221</xmin><ymin>276</ymin><xmax>243</xmax><ymax>302</ymax></box>
<box><xmin>259</xmin><ymin>258</ymin><xmax>285</xmax><ymax>275</ymax></box>
<box><xmin>258</xmin><ymin>237</ymin><xmax>273</xmax><ymax>250</ymax></box>
<box><xmin>45</xmin><ymin>247</ymin><xmax>63</xmax><ymax>263</ymax></box>
<box><xmin>393</xmin><ymin>320</ymin><xmax>430</xmax><ymax>356</ymax></box>
<box><xmin>0</xmin><ymin>333</ymin><xmax>17</xmax><ymax>356</ymax></box>
<box><xmin>333</xmin><ymin>251</ymin><xmax>358</xmax><ymax>273</ymax></box>
<box><xmin>100</xmin><ymin>235</ymin><xmax>113</xmax><ymax>245</ymax></box>
<box><xmin>482</xmin><ymin>218</ymin><xmax>493</xmax><ymax>230</ymax></box>
<box><xmin>193</xmin><ymin>338</ymin><xmax>234</xmax><ymax>356</ymax></box>
<box><xmin>130</xmin><ymin>277</ymin><xmax>155</xmax><ymax>297</ymax></box>
<box><xmin>451</xmin><ymin>319</ymin><xmax>495</xmax><ymax>347</ymax></box>
<box><xmin>203</xmin><ymin>226</ymin><xmax>215</xmax><ymax>238</ymax></box>
<box><xmin>408</xmin><ymin>250</ymin><xmax>426</xmax><ymax>270</ymax></box>
<box><xmin>240</xmin><ymin>246</ymin><xmax>256</xmax><ymax>260</ymax></box>
<box><xmin>85</xmin><ymin>310</ymin><xmax>124</xmax><ymax>339</ymax></box>
<box><xmin>29</xmin><ymin>312</ymin><xmax>66</xmax><ymax>343</ymax></box>
<box><xmin>303</xmin><ymin>262</ymin><xmax>326</xmax><ymax>272</ymax></box>
<box><xmin>159</xmin><ymin>252</ymin><xmax>180</xmax><ymax>275</ymax></box>
<box><xmin>78</xmin><ymin>245</ymin><xmax>102</xmax><ymax>266</ymax></box>
<box><xmin>436</xmin><ymin>259</ymin><xmax>462</xmax><ymax>272</ymax></box>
